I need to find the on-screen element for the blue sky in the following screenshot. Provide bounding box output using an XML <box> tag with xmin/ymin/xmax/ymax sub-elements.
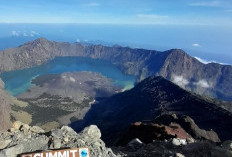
<box><xmin>0</xmin><ymin>0</ymin><xmax>232</xmax><ymax>25</ymax></box>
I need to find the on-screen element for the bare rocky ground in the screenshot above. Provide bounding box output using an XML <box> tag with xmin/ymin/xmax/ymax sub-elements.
<box><xmin>0</xmin><ymin>121</ymin><xmax>118</xmax><ymax>157</ymax></box>
<box><xmin>0</xmin><ymin>121</ymin><xmax>232</xmax><ymax>157</ymax></box>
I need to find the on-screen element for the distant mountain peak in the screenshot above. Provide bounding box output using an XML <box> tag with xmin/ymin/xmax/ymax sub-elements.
<box><xmin>74</xmin><ymin>76</ymin><xmax>232</xmax><ymax>144</ymax></box>
<box><xmin>34</xmin><ymin>37</ymin><xmax>49</xmax><ymax>43</ymax></box>
<box><xmin>166</xmin><ymin>48</ymin><xmax>187</xmax><ymax>55</ymax></box>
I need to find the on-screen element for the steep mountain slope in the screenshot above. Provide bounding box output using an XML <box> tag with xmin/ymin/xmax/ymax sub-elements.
<box><xmin>71</xmin><ymin>76</ymin><xmax>232</xmax><ymax>144</ymax></box>
<box><xmin>158</xmin><ymin>50</ymin><xmax>232</xmax><ymax>101</ymax></box>
<box><xmin>0</xmin><ymin>78</ymin><xmax>31</xmax><ymax>131</ymax></box>
<box><xmin>0</xmin><ymin>78</ymin><xmax>12</xmax><ymax>131</ymax></box>
<box><xmin>0</xmin><ymin>38</ymin><xmax>232</xmax><ymax>101</ymax></box>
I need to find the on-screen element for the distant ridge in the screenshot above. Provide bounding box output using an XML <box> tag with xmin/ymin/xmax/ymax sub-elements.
<box><xmin>0</xmin><ymin>38</ymin><xmax>232</xmax><ymax>101</ymax></box>
<box><xmin>71</xmin><ymin>76</ymin><xmax>232</xmax><ymax>144</ymax></box>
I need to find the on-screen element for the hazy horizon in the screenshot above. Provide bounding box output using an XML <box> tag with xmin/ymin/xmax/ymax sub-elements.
<box><xmin>0</xmin><ymin>23</ymin><xmax>232</xmax><ymax>65</ymax></box>
<box><xmin>1</xmin><ymin>0</ymin><xmax>232</xmax><ymax>64</ymax></box>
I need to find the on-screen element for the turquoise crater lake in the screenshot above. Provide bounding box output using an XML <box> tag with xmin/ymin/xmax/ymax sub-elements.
<box><xmin>1</xmin><ymin>57</ymin><xmax>135</xmax><ymax>96</ymax></box>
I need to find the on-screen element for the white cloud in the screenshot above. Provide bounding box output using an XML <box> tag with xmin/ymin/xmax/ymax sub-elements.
<box><xmin>76</xmin><ymin>39</ymin><xmax>80</xmax><ymax>42</ymax></box>
<box><xmin>172</xmin><ymin>75</ymin><xmax>189</xmax><ymax>88</ymax></box>
<box><xmin>137</xmin><ymin>14</ymin><xmax>168</xmax><ymax>19</ymax></box>
<box><xmin>194</xmin><ymin>80</ymin><xmax>212</xmax><ymax>88</ymax></box>
<box><xmin>11</xmin><ymin>30</ymin><xmax>39</xmax><ymax>37</ymax></box>
<box><xmin>192</xmin><ymin>43</ymin><xmax>201</xmax><ymax>47</ymax></box>
<box><xmin>194</xmin><ymin>57</ymin><xmax>226</xmax><ymax>65</ymax></box>
<box><xmin>194</xmin><ymin>57</ymin><xmax>211</xmax><ymax>64</ymax></box>
<box><xmin>189</xmin><ymin>1</ymin><xmax>220</xmax><ymax>7</ymax></box>
<box><xmin>30</xmin><ymin>31</ymin><xmax>39</xmax><ymax>37</ymax></box>
<box><xmin>11</xmin><ymin>31</ymin><xmax>19</xmax><ymax>36</ymax></box>
<box><xmin>31</xmin><ymin>31</ymin><xmax>40</xmax><ymax>35</ymax></box>
<box><xmin>23</xmin><ymin>33</ymin><xmax>28</xmax><ymax>36</ymax></box>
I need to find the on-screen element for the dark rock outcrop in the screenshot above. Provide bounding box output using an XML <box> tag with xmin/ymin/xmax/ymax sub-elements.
<box><xmin>117</xmin><ymin>114</ymin><xmax>220</xmax><ymax>146</ymax></box>
<box><xmin>114</xmin><ymin>140</ymin><xmax>232</xmax><ymax>157</ymax></box>
<box><xmin>72</xmin><ymin>76</ymin><xmax>232</xmax><ymax>145</ymax></box>
<box><xmin>1</xmin><ymin>121</ymin><xmax>231</xmax><ymax>157</ymax></box>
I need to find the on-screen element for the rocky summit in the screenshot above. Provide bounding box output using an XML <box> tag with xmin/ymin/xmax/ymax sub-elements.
<box><xmin>1</xmin><ymin>120</ymin><xmax>232</xmax><ymax>157</ymax></box>
<box><xmin>0</xmin><ymin>121</ymin><xmax>117</xmax><ymax>157</ymax></box>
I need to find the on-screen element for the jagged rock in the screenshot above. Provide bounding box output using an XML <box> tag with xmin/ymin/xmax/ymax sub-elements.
<box><xmin>0</xmin><ymin>136</ymin><xmax>49</xmax><ymax>156</ymax></box>
<box><xmin>117</xmin><ymin>120</ymin><xmax>192</xmax><ymax>146</ymax></box>
<box><xmin>61</xmin><ymin>125</ymin><xmax>77</xmax><ymax>135</ymax></box>
<box><xmin>154</xmin><ymin>114</ymin><xmax>221</xmax><ymax>143</ymax></box>
<box><xmin>176</xmin><ymin>153</ymin><xmax>185</xmax><ymax>157</ymax></box>
<box><xmin>0</xmin><ymin>144</ymin><xmax>23</xmax><ymax>157</ymax></box>
<box><xmin>172</xmin><ymin>138</ymin><xmax>187</xmax><ymax>146</ymax></box>
<box><xmin>52</xmin><ymin>138</ymin><xmax>62</xmax><ymax>149</ymax></box>
<box><xmin>0</xmin><ymin>139</ymin><xmax>11</xmax><ymax>149</ymax></box>
<box><xmin>0</xmin><ymin>122</ymin><xmax>118</xmax><ymax>157</ymax></box>
<box><xmin>186</xmin><ymin>138</ymin><xmax>195</xmax><ymax>144</ymax></box>
<box><xmin>181</xmin><ymin>116</ymin><xmax>220</xmax><ymax>143</ymax></box>
<box><xmin>116</xmin><ymin>140</ymin><xmax>232</xmax><ymax>157</ymax></box>
<box><xmin>172</xmin><ymin>138</ymin><xmax>182</xmax><ymax>146</ymax></box>
<box><xmin>80</xmin><ymin>125</ymin><xmax>101</xmax><ymax>139</ymax></box>
<box><xmin>30</xmin><ymin>126</ymin><xmax>45</xmax><ymax>133</ymax></box>
<box><xmin>20</xmin><ymin>124</ymin><xmax>30</xmax><ymax>132</ymax></box>
<box><xmin>127</xmin><ymin>138</ymin><xmax>144</xmax><ymax>149</ymax></box>
<box><xmin>117</xmin><ymin>114</ymin><xmax>220</xmax><ymax>146</ymax></box>
<box><xmin>179</xmin><ymin>139</ymin><xmax>187</xmax><ymax>145</ymax></box>
<box><xmin>63</xmin><ymin>137</ymin><xmax>69</xmax><ymax>143</ymax></box>
<box><xmin>12</xmin><ymin>121</ymin><xmax>24</xmax><ymax>131</ymax></box>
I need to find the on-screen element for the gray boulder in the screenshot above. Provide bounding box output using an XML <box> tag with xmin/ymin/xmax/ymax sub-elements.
<box><xmin>127</xmin><ymin>138</ymin><xmax>145</xmax><ymax>150</ymax></box>
<box><xmin>0</xmin><ymin>122</ymin><xmax>119</xmax><ymax>157</ymax></box>
<box><xmin>80</xmin><ymin>125</ymin><xmax>101</xmax><ymax>139</ymax></box>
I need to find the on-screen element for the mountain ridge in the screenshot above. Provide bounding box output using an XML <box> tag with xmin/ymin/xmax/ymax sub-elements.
<box><xmin>71</xmin><ymin>76</ymin><xmax>232</xmax><ymax>145</ymax></box>
<box><xmin>1</xmin><ymin>38</ymin><xmax>232</xmax><ymax>101</ymax></box>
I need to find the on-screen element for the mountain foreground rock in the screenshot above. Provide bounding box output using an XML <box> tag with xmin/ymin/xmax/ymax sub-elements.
<box><xmin>117</xmin><ymin>114</ymin><xmax>220</xmax><ymax>146</ymax></box>
<box><xmin>1</xmin><ymin>121</ymin><xmax>232</xmax><ymax>157</ymax></box>
<box><xmin>0</xmin><ymin>121</ymin><xmax>117</xmax><ymax>157</ymax></box>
